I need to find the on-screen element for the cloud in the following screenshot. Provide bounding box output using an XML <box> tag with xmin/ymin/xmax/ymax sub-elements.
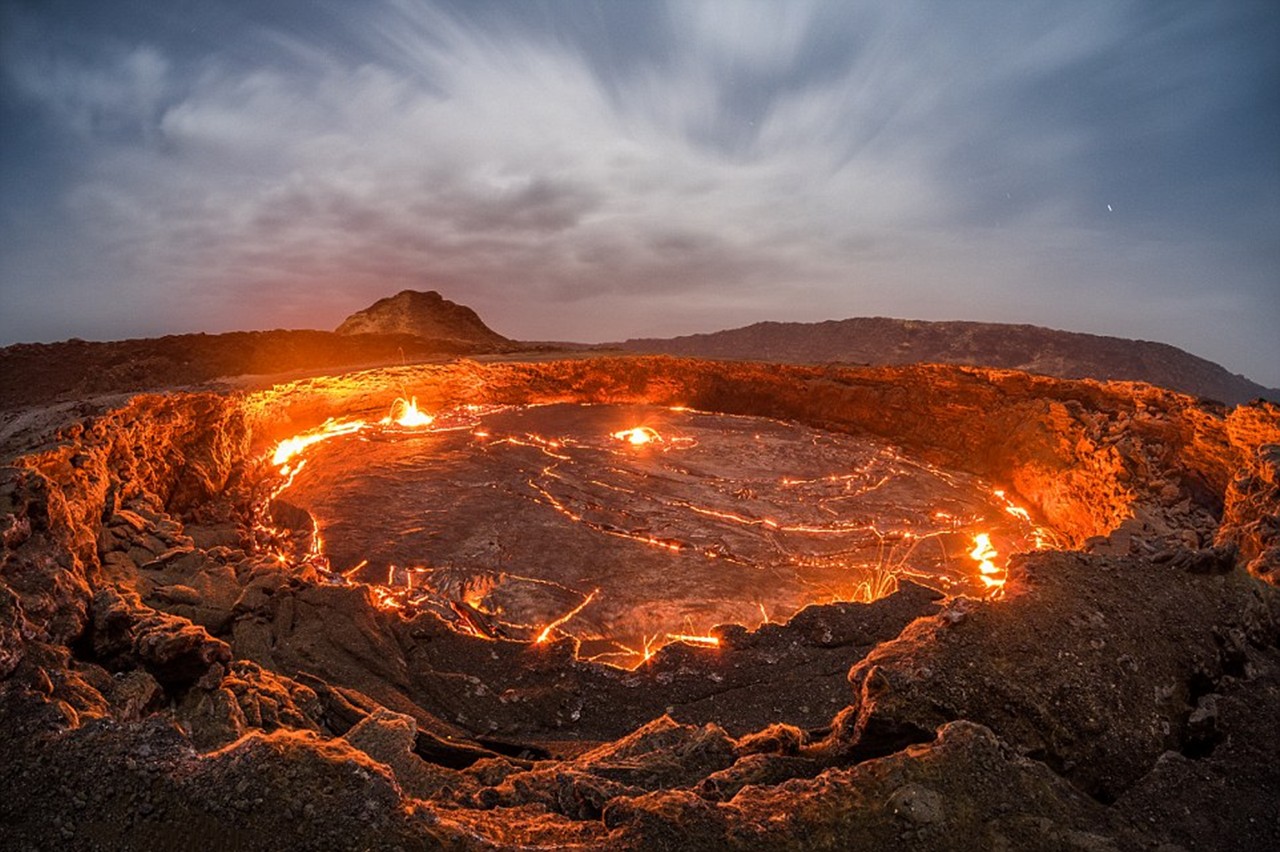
<box><xmin>2</xmin><ymin>35</ymin><xmax>170</xmax><ymax>144</ymax></box>
<box><xmin>0</xmin><ymin>0</ymin><xmax>1276</xmax><ymax>384</ymax></box>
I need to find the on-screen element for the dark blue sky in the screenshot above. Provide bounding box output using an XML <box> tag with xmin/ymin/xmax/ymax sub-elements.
<box><xmin>2</xmin><ymin>0</ymin><xmax>1277</xmax><ymax>384</ymax></box>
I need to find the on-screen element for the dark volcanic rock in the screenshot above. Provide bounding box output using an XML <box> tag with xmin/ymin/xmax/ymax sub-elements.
<box><xmin>836</xmin><ymin>550</ymin><xmax>1280</xmax><ymax>802</ymax></box>
<box><xmin>0</xmin><ymin>706</ymin><xmax>464</xmax><ymax>852</ymax></box>
<box><xmin>0</xmin><ymin>584</ymin><xmax>27</xmax><ymax>679</ymax></box>
<box><xmin>0</xmin><ymin>329</ymin><xmax>489</xmax><ymax>411</ymax></box>
<box><xmin>89</xmin><ymin>587</ymin><xmax>232</xmax><ymax>688</ymax></box>
<box><xmin>620</xmin><ymin>317</ymin><xmax>1278</xmax><ymax>405</ymax></box>
<box><xmin>336</xmin><ymin>289</ymin><xmax>509</xmax><ymax>344</ymax></box>
<box><xmin>1112</xmin><ymin>648</ymin><xmax>1280</xmax><ymax>852</ymax></box>
<box><xmin>610</xmin><ymin>721</ymin><xmax>1122</xmax><ymax>851</ymax></box>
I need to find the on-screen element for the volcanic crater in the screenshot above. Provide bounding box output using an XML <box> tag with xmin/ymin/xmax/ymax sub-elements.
<box><xmin>3</xmin><ymin>354</ymin><xmax>1279</xmax><ymax>850</ymax></box>
<box><xmin>270</xmin><ymin>399</ymin><xmax>1046</xmax><ymax>667</ymax></box>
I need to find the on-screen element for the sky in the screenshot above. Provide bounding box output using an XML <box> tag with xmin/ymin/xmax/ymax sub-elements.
<box><xmin>1</xmin><ymin>1</ymin><xmax>1277</xmax><ymax>386</ymax></box>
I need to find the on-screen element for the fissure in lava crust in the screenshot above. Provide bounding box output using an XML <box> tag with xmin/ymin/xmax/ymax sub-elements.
<box><xmin>2</xmin><ymin>356</ymin><xmax>1278</xmax><ymax>851</ymax></box>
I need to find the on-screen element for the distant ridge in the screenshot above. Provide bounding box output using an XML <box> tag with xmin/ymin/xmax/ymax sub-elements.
<box><xmin>618</xmin><ymin>317</ymin><xmax>1277</xmax><ymax>406</ymax></box>
<box><xmin>336</xmin><ymin>290</ymin><xmax>507</xmax><ymax>345</ymax></box>
<box><xmin>0</xmin><ymin>330</ymin><xmax>495</xmax><ymax>411</ymax></box>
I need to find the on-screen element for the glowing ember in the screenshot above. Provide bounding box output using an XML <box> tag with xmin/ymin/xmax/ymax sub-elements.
<box><xmin>612</xmin><ymin>426</ymin><xmax>660</xmax><ymax>446</ymax></box>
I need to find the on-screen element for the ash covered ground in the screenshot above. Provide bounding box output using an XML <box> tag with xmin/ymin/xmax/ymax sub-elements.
<box><xmin>1</xmin><ymin>354</ymin><xmax>1278</xmax><ymax>851</ymax></box>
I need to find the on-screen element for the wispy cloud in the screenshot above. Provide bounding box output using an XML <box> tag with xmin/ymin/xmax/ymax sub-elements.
<box><xmin>1</xmin><ymin>0</ymin><xmax>1276</xmax><ymax>383</ymax></box>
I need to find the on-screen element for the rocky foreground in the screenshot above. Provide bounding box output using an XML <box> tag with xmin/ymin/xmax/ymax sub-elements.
<box><xmin>1</xmin><ymin>356</ymin><xmax>1278</xmax><ymax>850</ymax></box>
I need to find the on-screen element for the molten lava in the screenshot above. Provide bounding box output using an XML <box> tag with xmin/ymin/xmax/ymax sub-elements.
<box><xmin>666</xmin><ymin>633</ymin><xmax>721</xmax><ymax>648</ymax></box>
<box><xmin>268</xmin><ymin>399</ymin><xmax>437</xmax><ymax>474</ymax></box>
<box><xmin>970</xmin><ymin>532</ymin><xmax>1004</xmax><ymax>590</ymax></box>
<box><xmin>535</xmin><ymin>589</ymin><xmax>599</xmax><ymax>644</ymax></box>
<box><xmin>254</xmin><ymin>402</ymin><xmax>1049</xmax><ymax>667</ymax></box>
<box><xmin>382</xmin><ymin>396</ymin><xmax>434</xmax><ymax>429</ymax></box>
<box><xmin>271</xmin><ymin>418</ymin><xmax>366</xmax><ymax>468</ymax></box>
<box><xmin>612</xmin><ymin>426</ymin><xmax>660</xmax><ymax>446</ymax></box>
